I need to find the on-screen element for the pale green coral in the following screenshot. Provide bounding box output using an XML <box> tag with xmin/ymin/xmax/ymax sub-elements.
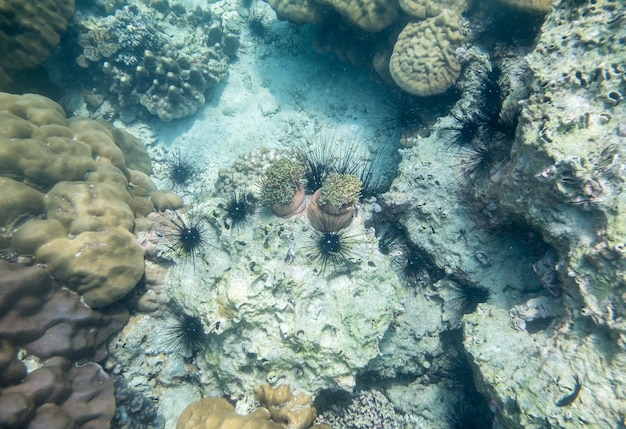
<box><xmin>319</xmin><ymin>173</ymin><xmax>362</xmax><ymax>207</ymax></box>
<box><xmin>260</xmin><ymin>158</ymin><xmax>304</xmax><ymax>206</ymax></box>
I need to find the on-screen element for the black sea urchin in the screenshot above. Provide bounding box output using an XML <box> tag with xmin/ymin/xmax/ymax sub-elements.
<box><xmin>307</xmin><ymin>227</ymin><xmax>359</xmax><ymax>273</ymax></box>
<box><xmin>247</xmin><ymin>7</ymin><xmax>272</xmax><ymax>42</ymax></box>
<box><xmin>460</xmin><ymin>137</ymin><xmax>511</xmax><ymax>183</ymax></box>
<box><xmin>444</xmin><ymin>281</ymin><xmax>490</xmax><ymax>325</ymax></box>
<box><xmin>297</xmin><ymin>140</ymin><xmax>336</xmax><ymax>194</ymax></box>
<box><xmin>392</xmin><ymin>245</ymin><xmax>444</xmax><ymax>287</ymax></box>
<box><xmin>166</xmin><ymin>150</ymin><xmax>199</xmax><ymax>188</ymax></box>
<box><xmin>377</xmin><ymin>225</ymin><xmax>405</xmax><ymax>256</ymax></box>
<box><xmin>440</xmin><ymin>111</ymin><xmax>487</xmax><ymax>149</ymax></box>
<box><xmin>220</xmin><ymin>191</ymin><xmax>256</xmax><ymax>231</ymax></box>
<box><xmin>164</xmin><ymin>311</ymin><xmax>210</xmax><ymax>358</ymax></box>
<box><xmin>380</xmin><ymin>96</ymin><xmax>423</xmax><ymax>140</ymax></box>
<box><xmin>160</xmin><ymin>208</ymin><xmax>211</xmax><ymax>264</ymax></box>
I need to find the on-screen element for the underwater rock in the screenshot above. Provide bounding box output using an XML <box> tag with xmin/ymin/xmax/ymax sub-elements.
<box><xmin>449</xmin><ymin>0</ymin><xmax>626</xmax><ymax>426</ymax></box>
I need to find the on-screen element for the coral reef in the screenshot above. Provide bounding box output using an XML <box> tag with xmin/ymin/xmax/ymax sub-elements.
<box><xmin>64</xmin><ymin>1</ymin><xmax>238</xmax><ymax>121</ymax></box>
<box><xmin>265</xmin><ymin>0</ymin><xmax>473</xmax><ymax>96</ymax></box>
<box><xmin>0</xmin><ymin>92</ymin><xmax>163</xmax><ymax>308</ymax></box>
<box><xmin>0</xmin><ymin>0</ymin><xmax>75</xmax><ymax>90</ymax></box>
<box><xmin>0</xmin><ymin>261</ymin><xmax>124</xmax><ymax>428</ymax></box>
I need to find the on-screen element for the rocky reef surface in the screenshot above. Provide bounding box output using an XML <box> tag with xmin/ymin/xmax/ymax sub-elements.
<box><xmin>382</xmin><ymin>0</ymin><xmax>626</xmax><ymax>427</ymax></box>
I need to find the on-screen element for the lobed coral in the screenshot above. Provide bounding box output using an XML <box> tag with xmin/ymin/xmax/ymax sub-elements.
<box><xmin>0</xmin><ymin>92</ymin><xmax>168</xmax><ymax>308</ymax></box>
<box><xmin>0</xmin><ymin>261</ymin><xmax>124</xmax><ymax>428</ymax></box>
<box><xmin>0</xmin><ymin>0</ymin><xmax>75</xmax><ymax>90</ymax></box>
<box><xmin>67</xmin><ymin>1</ymin><xmax>238</xmax><ymax>122</ymax></box>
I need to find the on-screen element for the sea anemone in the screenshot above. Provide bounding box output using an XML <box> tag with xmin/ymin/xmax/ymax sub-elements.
<box><xmin>259</xmin><ymin>158</ymin><xmax>304</xmax><ymax>207</ymax></box>
<box><xmin>318</xmin><ymin>173</ymin><xmax>362</xmax><ymax>207</ymax></box>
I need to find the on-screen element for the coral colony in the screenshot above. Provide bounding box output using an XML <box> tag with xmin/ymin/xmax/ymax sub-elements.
<box><xmin>0</xmin><ymin>0</ymin><xmax>624</xmax><ymax>427</ymax></box>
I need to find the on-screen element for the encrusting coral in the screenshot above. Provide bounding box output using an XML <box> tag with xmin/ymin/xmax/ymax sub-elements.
<box><xmin>0</xmin><ymin>92</ymin><xmax>173</xmax><ymax>307</ymax></box>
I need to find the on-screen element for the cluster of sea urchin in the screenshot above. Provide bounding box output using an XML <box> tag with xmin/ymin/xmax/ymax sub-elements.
<box><xmin>440</xmin><ymin>58</ymin><xmax>524</xmax><ymax>185</ymax></box>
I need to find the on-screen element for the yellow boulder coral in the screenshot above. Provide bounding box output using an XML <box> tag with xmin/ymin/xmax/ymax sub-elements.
<box><xmin>177</xmin><ymin>397</ymin><xmax>283</xmax><ymax>429</ymax></box>
<box><xmin>177</xmin><ymin>385</ymin><xmax>332</xmax><ymax>429</ymax></box>
<box><xmin>35</xmin><ymin>228</ymin><xmax>145</xmax><ymax>308</ymax></box>
<box><xmin>44</xmin><ymin>181</ymin><xmax>136</xmax><ymax>235</ymax></box>
<box><xmin>255</xmin><ymin>384</ymin><xmax>317</xmax><ymax>429</ymax></box>
<box><xmin>389</xmin><ymin>11</ymin><xmax>464</xmax><ymax>96</ymax></box>
<box><xmin>0</xmin><ymin>178</ymin><xmax>44</xmax><ymax>227</ymax></box>
<box><xmin>0</xmin><ymin>0</ymin><xmax>75</xmax><ymax>89</ymax></box>
<box><xmin>0</xmin><ymin>92</ymin><xmax>161</xmax><ymax>308</ymax></box>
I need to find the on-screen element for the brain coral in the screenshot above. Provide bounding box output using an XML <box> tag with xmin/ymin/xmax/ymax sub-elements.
<box><xmin>0</xmin><ymin>0</ymin><xmax>75</xmax><ymax>90</ymax></box>
<box><xmin>389</xmin><ymin>11</ymin><xmax>464</xmax><ymax>96</ymax></box>
<box><xmin>0</xmin><ymin>92</ymin><xmax>162</xmax><ymax>308</ymax></box>
<box><xmin>316</xmin><ymin>0</ymin><xmax>398</xmax><ymax>31</ymax></box>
